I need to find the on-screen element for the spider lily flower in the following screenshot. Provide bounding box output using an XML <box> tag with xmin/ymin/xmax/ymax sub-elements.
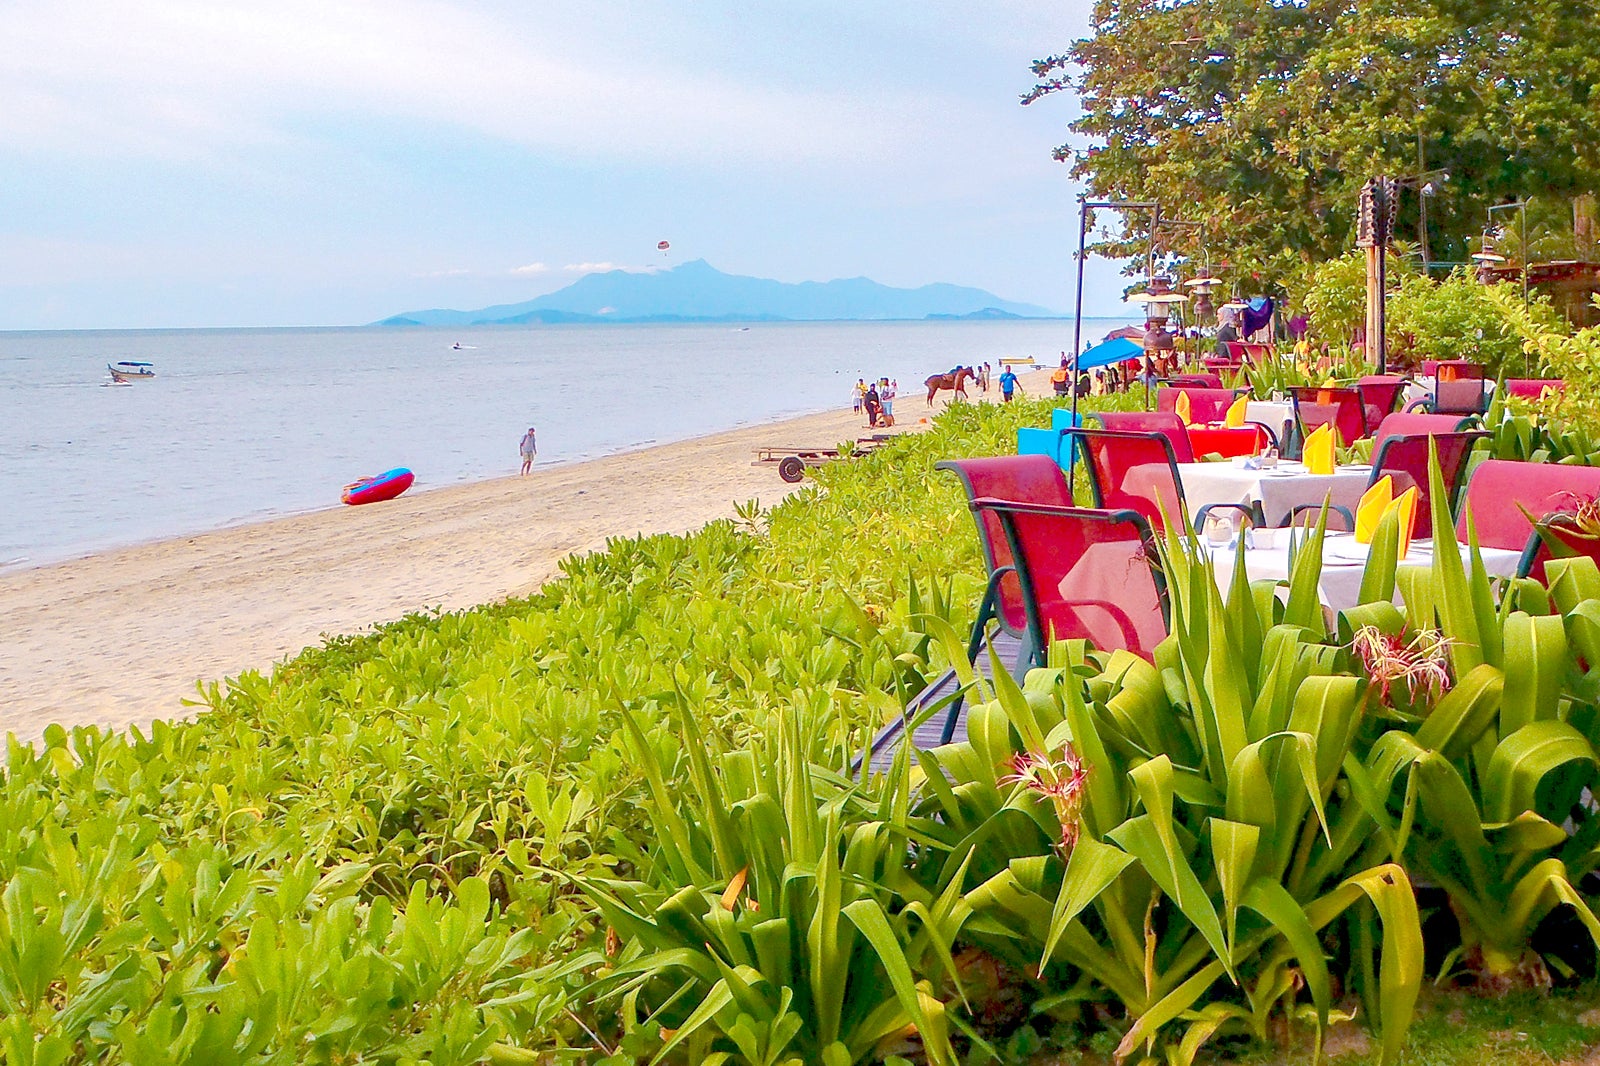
<box><xmin>1000</xmin><ymin>747</ymin><xmax>1089</xmax><ymax>854</ymax></box>
<box><xmin>1351</xmin><ymin>625</ymin><xmax>1452</xmax><ymax>703</ymax></box>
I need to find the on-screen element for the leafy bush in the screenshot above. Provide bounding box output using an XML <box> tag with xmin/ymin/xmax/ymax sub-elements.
<box><xmin>0</xmin><ymin>394</ymin><xmax>1072</xmax><ymax>1062</ymax></box>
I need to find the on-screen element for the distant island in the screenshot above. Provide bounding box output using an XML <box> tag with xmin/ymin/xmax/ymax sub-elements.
<box><xmin>375</xmin><ymin>259</ymin><xmax>1059</xmax><ymax>326</ymax></box>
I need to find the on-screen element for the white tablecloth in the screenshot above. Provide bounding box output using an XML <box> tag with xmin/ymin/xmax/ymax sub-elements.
<box><xmin>1205</xmin><ymin>531</ymin><xmax>1523</xmax><ymax>613</ymax></box>
<box><xmin>1244</xmin><ymin>400</ymin><xmax>1295</xmax><ymax>445</ymax></box>
<box><xmin>1178</xmin><ymin>460</ymin><xmax>1373</xmax><ymax>526</ymax></box>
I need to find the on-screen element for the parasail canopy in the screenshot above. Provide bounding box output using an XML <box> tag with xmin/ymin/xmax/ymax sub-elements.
<box><xmin>657</xmin><ymin>240</ymin><xmax>671</xmax><ymax>251</ymax></box>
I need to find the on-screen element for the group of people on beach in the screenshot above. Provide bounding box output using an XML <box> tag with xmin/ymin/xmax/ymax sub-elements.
<box><xmin>852</xmin><ymin>378</ymin><xmax>899</xmax><ymax>428</ymax></box>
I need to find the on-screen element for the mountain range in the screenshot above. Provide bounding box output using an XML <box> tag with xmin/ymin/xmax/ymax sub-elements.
<box><xmin>376</xmin><ymin>260</ymin><xmax>1057</xmax><ymax>326</ymax></box>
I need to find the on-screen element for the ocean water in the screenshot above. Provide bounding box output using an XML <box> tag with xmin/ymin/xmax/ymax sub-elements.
<box><xmin>0</xmin><ymin>319</ymin><xmax>1134</xmax><ymax>568</ymax></box>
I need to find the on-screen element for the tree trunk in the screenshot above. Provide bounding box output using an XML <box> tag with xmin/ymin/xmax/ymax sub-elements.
<box><xmin>1576</xmin><ymin>194</ymin><xmax>1597</xmax><ymax>261</ymax></box>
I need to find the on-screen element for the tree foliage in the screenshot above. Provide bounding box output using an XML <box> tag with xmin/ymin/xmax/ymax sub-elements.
<box><xmin>1029</xmin><ymin>0</ymin><xmax>1600</xmax><ymax>289</ymax></box>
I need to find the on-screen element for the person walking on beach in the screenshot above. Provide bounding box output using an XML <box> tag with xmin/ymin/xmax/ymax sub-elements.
<box><xmin>881</xmin><ymin>378</ymin><xmax>896</xmax><ymax>426</ymax></box>
<box><xmin>519</xmin><ymin>426</ymin><xmax>538</xmax><ymax>475</ymax></box>
<box><xmin>853</xmin><ymin>378</ymin><xmax>867</xmax><ymax>414</ymax></box>
<box><xmin>999</xmin><ymin>367</ymin><xmax>1020</xmax><ymax>403</ymax></box>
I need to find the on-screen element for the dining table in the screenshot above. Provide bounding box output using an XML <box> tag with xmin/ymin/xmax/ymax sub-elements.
<box><xmin>1243</xmin><ymin>400</ymin><xmax>1295</xmax><ymax>446</ymax></box>
<box><xmin>1177</xmin><ymin>459</ymin><xmax>1374</xmax><ymax>528</ymax></box>
<box><xmin>1202</xmin><ymin>528</ymin><xmax>1524</xmax><ymax>614</ymax></box>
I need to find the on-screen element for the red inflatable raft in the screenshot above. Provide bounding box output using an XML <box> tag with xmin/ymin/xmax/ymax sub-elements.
<box><xmin>341</xmin><ymin>467</ymin><xmax>414</xmax><ymax>506</ymax></box>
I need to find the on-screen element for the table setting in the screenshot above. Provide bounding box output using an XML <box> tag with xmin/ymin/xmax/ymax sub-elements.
<box><xmin>1196</xmin><ymin>472</ymin><xmax>1523</xmax><ymax>612</ymax></box>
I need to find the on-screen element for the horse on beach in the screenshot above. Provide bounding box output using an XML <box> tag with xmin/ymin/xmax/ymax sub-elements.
<box><xmin>925</xmin><ymin>367</ymin><xmax>973</xmax><ymax>405</ymax></box>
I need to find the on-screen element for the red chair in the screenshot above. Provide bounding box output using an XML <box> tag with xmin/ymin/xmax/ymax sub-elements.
<box><xmin>1356</xmin><ymin>375</ymin><xmax>1409</xmax><ymax>436</ymax></box>
<box><xmin>1370</xmin><ymin>412</ymin><xmax>1479</xmax><ymax>456</ymax></box>
<box><xmin>935</xmin><ymin>456</ymin><xmax>1074</xmax><ymax>657</ymax></box>
<box><xmin>1066</xmin><ymin>427</ymin><xmax>1253</xmax><ymax>532</ymax></box>
<box><xmin>1504</xmin><ymin>379</ymin><xmax>1566</xmax><ymax>401</ymax></box>
<box><xmin>1163</xmin><ymin>373</ymin><xmax>1225</xmax><ymax>388</ymax></box>
<box><xmin>1220</xmin><ymin>341</ymin><xmax>1274</xmax><ymax>364</ymax></box>
<box><xmin>1290</xmin><ymin>386</ymin><xmax>1367</xmax><ymax>448</ymax></box>
<box><xmin>1425</xmin><ymin>362</ymin><xmax>1489</xmax><ymax>415</ymax></box>
<box><xmin>1091</xmin><ymin>411</ymin><xmax>1194</xmax><ymax>463</ymax></box>
<box><xmin>1457</xmin><ymin>460</ymin><xmax>1600</xmax><ymax>582</ymax></box>
<box><xmin>1367</xmin><ymin>430</ymin><xmax>1489</xmax><ymax>538</ymax></box>
<box><xmin>1156</xmin><ymin>386</ymin><xmax>1240</xmax><ymax>424</ymax></box>
<box><xmin>973</xmin><ymin>499</ymin><xmax>1168</xmax><ymax>663</ymax></box>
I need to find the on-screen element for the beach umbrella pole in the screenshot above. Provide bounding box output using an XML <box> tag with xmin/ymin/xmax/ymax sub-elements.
<box><xmin>1069</xmin><ymin>202</ymin><xmax>1090</xmax><ymax>493</ymax></box>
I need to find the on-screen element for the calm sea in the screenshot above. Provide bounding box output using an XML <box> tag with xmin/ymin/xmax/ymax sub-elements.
<box><xmin>0</xmin><ymin>319</ymin><xmax>1134</xmax><ymax>568</ymax></box>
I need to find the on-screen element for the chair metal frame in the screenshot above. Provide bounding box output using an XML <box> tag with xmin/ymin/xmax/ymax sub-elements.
<box><xmin>1365</xmin><ymin>429</ymin><xmax>1489</xmax><ymax>538</ymax></box>
<box><xmin>1065</xmin><ymin>426</ymin><xmax>1256</xmax><ymax>533</ymax></box>
<box><xmin>1289</xmin><ymin>386</ymin><xmax>1367</xmax><ymax>453</ymax></box>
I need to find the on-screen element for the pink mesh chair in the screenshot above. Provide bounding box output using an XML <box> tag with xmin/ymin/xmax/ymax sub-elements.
<box><xmin>1367</xmin><ymin>430</ymin><xmax>1489</xmax><ymax>538</ymax></box>
<box><xmin>1090</xmin><ymin>411</ymin><xmax>1195</xmax><ymax>463</ymax></box>
<box><xmin>1356</xmin><ymin>375</ymin><xmax>1409</xmax><ymax>436</ymax></box>
<box><xmin>973</xmin><ymin>499</ymin><xmax>1168</xmax><ymax>664</ymax></box>
<box><xmin>1164</xmin><ymin>373</ymin><xmax>1225</xmax><ymax>388</ymax></box>
<box><xmin>1155</xmin><ymin>386</ymin><xmax>1241</xmax><ymax>424</ymax></box>
<box><xmin>1066</xmin><ymin>427</ymin><xmax>1253</xmax><ymax>532</ymax></box>
<box><xmin>1290</xmin><ymin>386</ymin><xmax>1367</xmax><ymax>448</ymax></box>
<box><xmin>1457</xmin><ymin>460</ymin><xmax>1600</xmax><ymax>582</ymax></box>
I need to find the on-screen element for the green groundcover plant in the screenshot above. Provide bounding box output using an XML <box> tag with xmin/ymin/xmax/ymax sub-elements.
<box><xmin>0</xmin><ymin>397</ymin><xmax>1057</xmax><ymax>1062</ymax></box>
<box><xmin>10</xmin><ymin>396</ymin><xmax>1600</xmax><ymax>1064</ymax></box>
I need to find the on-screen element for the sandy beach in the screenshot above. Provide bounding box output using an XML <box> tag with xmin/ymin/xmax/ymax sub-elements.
<box><xmin>1</xmin><ymin>370</ymin><xmax>1053</xmax><ymax>743</ymax></box>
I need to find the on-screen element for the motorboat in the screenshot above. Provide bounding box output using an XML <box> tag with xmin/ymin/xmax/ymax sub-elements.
<box><xmin>108</xmin><ymin>361</ymin><xmax>156</xmax><ymax>382</ymax></box>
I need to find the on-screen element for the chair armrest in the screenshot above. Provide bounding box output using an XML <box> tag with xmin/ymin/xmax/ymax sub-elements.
<box><xmin>1242</xmin><ymin>420</ymin><xmax>1280</xmax><ymax>450</ymax></box>
<box><xmin>1282</xmin><ymin>503</ymin><xmax>1355</xmax><ymax>531</ymax></box>
<box><xmin>1195</xmin><ymin>501</ymin><xmax>1262</xmax><ymax>530</ymax></box>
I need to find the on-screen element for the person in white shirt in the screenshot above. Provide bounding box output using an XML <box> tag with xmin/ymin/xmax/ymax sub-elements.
<box><xmin>880</xmin><ymin>378</ymin><xmax>896</xmax><ymax>426</ymax></box>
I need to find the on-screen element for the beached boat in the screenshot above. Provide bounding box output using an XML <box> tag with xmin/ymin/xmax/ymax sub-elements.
<box><xmin>342</xmin><ymin>467</ymin><xmax>415</xmax><ymax>506</ymax></box>
<box><xmin>108</xmin><ymin>361</ymin><xmax>156</xmax><ymax>382</ymax></box>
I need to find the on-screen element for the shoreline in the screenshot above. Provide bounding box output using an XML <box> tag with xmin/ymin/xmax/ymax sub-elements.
<box><xmin>0</xmin><ymin>369</ymin><xmax>1054</xmax><ymax>745</ymax></box>
<box><xmin>0</xmin><ymin>399</ymin><xmax>887</xmax><ymax>577</ymax></box>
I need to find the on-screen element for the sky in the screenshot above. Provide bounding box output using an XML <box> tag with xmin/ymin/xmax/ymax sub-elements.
<box><xmin>0</xmin><ymin>1</ymin><xmax>1134</xmax><ymax>330</ymax></box>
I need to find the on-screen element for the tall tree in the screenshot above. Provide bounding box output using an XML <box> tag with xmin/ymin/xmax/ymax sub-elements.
<box><xmin>1029</xmin><ymin>0</ymin><xmax>1600</xmax><ymax>290</ymax></box>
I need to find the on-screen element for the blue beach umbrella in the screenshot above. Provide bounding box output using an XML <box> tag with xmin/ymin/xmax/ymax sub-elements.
<box><xmin>1076</xmin><ymin>335</ymin><xmax>1143</xmax><ymax>369</ymax></box>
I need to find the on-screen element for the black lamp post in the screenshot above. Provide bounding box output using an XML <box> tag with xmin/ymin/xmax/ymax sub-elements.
<box><xmin>1487</xmin><ymin>200</ymin><xmax>1532</xmax><ymax>307</ymax></box>
<box><xmin>1070</xmin><ymin>198</ymin><xmax>1159</xmax><ymax>420</ymax></box>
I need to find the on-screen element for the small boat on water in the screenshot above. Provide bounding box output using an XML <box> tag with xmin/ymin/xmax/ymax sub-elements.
<box><xmin>108</xmin><ymin>361</ymin><xmax>156</xmax><ymax>382</ymax></box>
<box><xmin>342</xmin><ymin>467</ymin><xmax>415</xmax><ymax>506</ymax></box>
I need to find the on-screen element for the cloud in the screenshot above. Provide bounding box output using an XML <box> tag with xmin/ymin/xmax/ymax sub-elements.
<box><xmin>0</xmin><ymin>0</ymin><xmax>902</xmax><ymax>170</ymax></box>
<box><xmin>414</xmin><ymin>267</ymin><xmax>472</xmax><ymax>278</ymax></box>
<box><xmin>511</xmin><ymin>263</ymin><xmax>550</xmax><ymax>275</ymax></box>
<box><xmin>563</xmin><ymin>262</ymin><xmax>624</xmax><ymax>274</ymax></box>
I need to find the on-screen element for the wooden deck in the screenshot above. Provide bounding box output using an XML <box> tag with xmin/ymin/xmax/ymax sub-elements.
<box><xmin>859</xmin><ymin>630</ymin><xmax>1025</xmax><ymax>775</ymax></box>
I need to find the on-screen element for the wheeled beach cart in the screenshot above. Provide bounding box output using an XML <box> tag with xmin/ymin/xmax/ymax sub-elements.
<box><xmin>753</xmin><ymin>436</ymin><xmax>892</xmax><ymax>482</ymax></box>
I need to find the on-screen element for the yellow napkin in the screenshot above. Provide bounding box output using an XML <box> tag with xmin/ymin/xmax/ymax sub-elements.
<box><xmin>1393</xmin><ymin>486</ymin><xmax>1419</xmax><ymax>557</ymax></box>
<box><xmin>1224</xmin><ymin>394</ymin><xmax>1248</xmax><ymax>428</ymax></box>
<box><xmin>1354</xmin><ymin>475</ymin><xmax>1393</xmax><ymax>543</ymax></box>
<box><xmin>1175</xmin><ymin>391</ymin><xmax>1193</xmax><ymax>425</ymax></box>
<box><xmin>1303</xmin><ymin>423</ymin><xmax>1335</xmax><ymax>475</ymax></box>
